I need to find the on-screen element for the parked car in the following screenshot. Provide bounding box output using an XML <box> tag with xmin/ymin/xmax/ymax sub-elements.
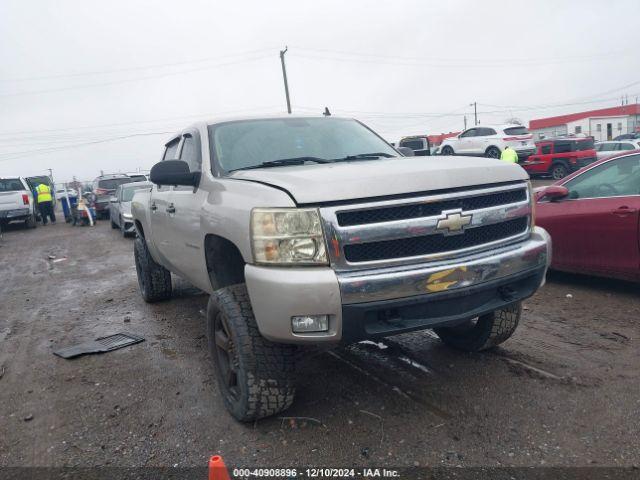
<box><xmin>132</xmin><ymin>115</ymin><xmax>550</xmax><ymax>421</ymax></box>
<box><xmin>91</xmin><ymin>174</ymin><xmax>136</xmax><ymax>219</ymax></box>
<box><xmin>0</xmin><ymin>176</ymin><xmax>37</xmax><ymax>229</ymax></box>
<box><xmin>613</xmin><ymin>132</ymin><xmax>640</xmax><ymax>141</ymax></box>
<box><xmin>398</xmin><ymin>136</ymin><xmax>431</xmax><ymax>156</ymax></box>
<box><xmin>440</xmin><ymin>124</ymin><xmax>536</xmax><ymax>159</ymax></box>
<box><xmin>109</xmin><ymin>181</ymin><xmax>151</xmax><ymax>236</ymax></box>
<box><xmin>594</xmin><ymin>140</ymin><xmax>640</xmax><ymax>159</ymax></box>
<box><xmin>520</xmin><ymin>137</ymin><xmax>597</xmax><ymax>179</ymax></box>
<box><xmin>535</xmin><ymin>150</ymin><xmax>640</xmax><ymax>282</ymax></box>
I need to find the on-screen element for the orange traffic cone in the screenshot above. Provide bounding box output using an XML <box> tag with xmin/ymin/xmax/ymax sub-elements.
<box><xmin>209</xmin><ymin>455</ymin><xmax>230</xmax><ymax>480</ymax></box>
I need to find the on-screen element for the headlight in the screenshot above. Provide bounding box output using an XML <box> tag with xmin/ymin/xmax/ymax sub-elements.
<box><xmin>251</xmin><ymin>208</ymin><xmax>328</xmax><ymax>265</ymax></box>
<box><xmin>527</xmin><ymin>180</ymin><xmax>536</xmax><ymax>228</ymax></box>
<box><xmin>122</xmin><ymin>213</ymin><xmax>133</xmax><ymax>219</ymax></box>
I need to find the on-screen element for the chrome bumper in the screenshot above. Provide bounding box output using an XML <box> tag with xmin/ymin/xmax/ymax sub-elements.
<box><xmin>338</xmin><ymin>227</ymin><xmax>551</xmax><ymax>304</ymax></box>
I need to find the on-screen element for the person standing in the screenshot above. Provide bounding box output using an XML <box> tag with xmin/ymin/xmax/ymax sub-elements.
<box><xmin>500</xmin><ymin>146</ymin><xmax>519</xmax><ymax>163</ymax></box>
<box><xmin>36</xmin><ymin>183</ymin><xmax>56</xmax><ymax>225</ymax></box>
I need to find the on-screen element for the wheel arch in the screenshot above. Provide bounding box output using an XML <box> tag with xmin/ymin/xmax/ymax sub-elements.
<box><xmin>204</xmin><ymin>234</ymin><xmax>246</xmax><ymax>291</ymax></box>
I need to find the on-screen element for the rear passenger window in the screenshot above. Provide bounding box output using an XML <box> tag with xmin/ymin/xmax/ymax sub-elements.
<box><xmin>163</xmin><ymin>139</ymin><xmax>180</xmax><ymax>160</ymax></box>
<box><xmin>619</xmin><ymin>143</ymin><xmax>635</xmax><ymax>151</ymax></box>
<box><xmin>554</xmin><ymin>142</ymin><xmax>571</xmax><ymax>154</ymax></box>
<box><xmin>180</xmin><ymin>135</ymin><xmax>202</xmax><ymax>172</ymax></box>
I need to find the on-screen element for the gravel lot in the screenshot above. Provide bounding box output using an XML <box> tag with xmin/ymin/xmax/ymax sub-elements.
<box><xmin>1</xmin><ymin>192</ymin><xmax>639</xmax><ymax>471</ymax></box>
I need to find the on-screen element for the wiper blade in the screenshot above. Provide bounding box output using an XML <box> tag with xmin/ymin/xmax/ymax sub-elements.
<box><xmin>334</xmin><ymin>152</ymin><xmax>396</xmax><ymax>161</ymax></box>
<box><xmin>229</xmin><ymin>156</ymin><xmax>330</xmax><ymax>172</ymax></box>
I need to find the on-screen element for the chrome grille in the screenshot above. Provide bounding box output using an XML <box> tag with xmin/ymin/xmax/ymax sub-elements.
<box><xmin>320</xmin><ymin>183</ymin><xmax>531</xmax><ymax>271</ymax></box>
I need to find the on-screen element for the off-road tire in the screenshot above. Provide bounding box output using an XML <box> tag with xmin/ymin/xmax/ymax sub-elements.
<box><xmin>134</xmin><ymin>235</ymin><xmax>172</xmax><ymax>302</ymax></box>
<box><xmin>25</xmin><ymin>214</ymin><xmax>37</xmax><ymax>229</ymax></box>
<box><xmin>485</xmin><ymin>146</ymin><xmax>501</xmax><ymax>159</ymax></box>
<box><xmin>434</xmin><ymin>303</ymin><xmax>521</xmax><ymax>352</ymax></box>
<box><xmin>441</xmin><ymin>145</ymin><xmax>454</xmax><ymax>156</ymax></box>
<box><xmin>207</xmin><ymin>284</ymin><xmax>296</xmax><ymax>422</ymax></box>
<box><xmin>551</xmin><ymin>162</ymin><xmax>568</xmax><ymax>180</ymax></box>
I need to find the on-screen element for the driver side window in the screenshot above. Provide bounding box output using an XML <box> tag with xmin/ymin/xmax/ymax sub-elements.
<box><xmin>460</xmin><ymin>129</ymin><xmax>476</xmax><ymax>138</ymax></box>
<box><xmin>564</xmin><ymin>154</ymin><xmax>640</xmax><ymax>199</ymax></box>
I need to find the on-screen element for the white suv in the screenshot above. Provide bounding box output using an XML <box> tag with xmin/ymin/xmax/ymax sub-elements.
<box><xmin>440</xmin><ymin>124</ymin><xmax>536</xmax><ymax>159</ymax></box>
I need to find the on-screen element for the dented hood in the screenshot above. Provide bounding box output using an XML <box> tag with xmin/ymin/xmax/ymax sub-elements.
<box><xmin>229</xmin><ymin>156</ymin><xmax>528</xmax><ymax>204</ymax></box>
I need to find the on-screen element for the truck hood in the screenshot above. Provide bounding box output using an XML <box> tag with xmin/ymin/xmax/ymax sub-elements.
<box><xmin>229</xmin><ymin>156</ymin><xmax>528</xmax><ymax>204</ymax></box>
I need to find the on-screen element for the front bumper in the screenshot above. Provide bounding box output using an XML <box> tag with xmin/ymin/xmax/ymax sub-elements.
<box><xmin>245</xmin><ymin>227</ymin><xmax>551</xmax><ymax>344</ymax></box>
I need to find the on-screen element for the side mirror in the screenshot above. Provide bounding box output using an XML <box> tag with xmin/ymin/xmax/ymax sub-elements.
<box><xmin>397</xmin><ymin>146</ymin><xmax>415</xmax><ymax>157</ymax></box>
<box><xmin>537</xmin><ymin>185</ymin><xmax>569</xmax><ymax>202</ymax></box>
<box><xmin>150</xmin><ymin>160</ymin><xmax>200</xmax><ymax>187</ymax></box>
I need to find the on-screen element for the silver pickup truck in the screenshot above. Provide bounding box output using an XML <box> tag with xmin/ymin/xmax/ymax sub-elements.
<box><xmin>131</xmin><ymin>116</ymin><xmax>551</xmax><ymax>421</ymax></box>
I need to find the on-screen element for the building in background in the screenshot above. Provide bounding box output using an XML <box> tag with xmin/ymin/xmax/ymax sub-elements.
<box><xmin>529</xmin><ymin>104</ymin><xmax>640</xmax><ymax>141</ymax></box>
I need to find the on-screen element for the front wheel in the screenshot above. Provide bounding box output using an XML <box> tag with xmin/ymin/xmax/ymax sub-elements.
<box><xmin>434</xmin><ymin>303</ymin><xmax>521</xmax><ymax>352</ymax></box>
<box><xmin>441</xmin><ymin>146</ymin><xmax>454</xmax><ymax>156</ymax></box>
<box><xmin>134</xmin><ymin>236</ymin><xmax>172</xmax><ymax>302</ymax></box>
<box><xmin>207</xmin><ymin>284</ymin><xmax>296</xmax><ymax>422</ymax></box>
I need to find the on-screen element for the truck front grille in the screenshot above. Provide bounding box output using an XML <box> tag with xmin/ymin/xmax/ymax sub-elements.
<box><xmin>337</xmin><ymin>188</ymin><xmax>527</xmax><ymax>226</ymax></box>
<box><xmin>343</xmin><ymin>217</ymin><xmax>528</xmax><ymax>262</ymax></box>
<box><xmin>320</xmin><ymin>183</ymin><xmax>531</xmax><ymax>271</ymax></box>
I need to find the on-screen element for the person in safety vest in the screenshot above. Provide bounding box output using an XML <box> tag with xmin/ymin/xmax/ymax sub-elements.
<box><xmin>500</xmin><ymin>146</ymin><xmax>519</xmax><ymax>163</ymax></box>
<box><xmin>36</xmin><ymin>183</ymin><xmax>56</xmax><ymax>225</ymax></box>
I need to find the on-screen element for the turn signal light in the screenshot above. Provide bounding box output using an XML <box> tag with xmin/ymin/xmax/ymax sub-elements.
<box><xmin>22</xmin><ymin>194</ymin><xmax>29</xmax><ymax>205</ymax></box>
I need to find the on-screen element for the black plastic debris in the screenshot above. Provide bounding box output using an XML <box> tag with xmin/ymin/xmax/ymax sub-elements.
<box><xmin>53</xmin><ymin>332</ymin><xmax>145</xmax><ymax>359</ymax></box>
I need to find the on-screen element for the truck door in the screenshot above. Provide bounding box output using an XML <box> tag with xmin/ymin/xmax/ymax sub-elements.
<box><xmin>162</xmin><ymin>131</ymin><xmax>211</xmax><ymax>291</ymax></box>
<box><xmin>148</xmin><ymin>138</ymin><xmax>180</xmax><ymax>270</ymax></box>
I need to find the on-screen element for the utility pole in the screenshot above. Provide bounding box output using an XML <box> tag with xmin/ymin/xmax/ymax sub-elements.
<box><xmin>47</xmin><ymin>168</ymin><xmax>53</xmax><ymax>182</ymax></box>
<box><xmin>463</xmin><ymin>115</ymin><xmax>467</xmax><ymax>130</ymax></box>
<box><xmin>470</xmin><ymin>102</ymin><xmax>478</xmax><ymax>126</ymax></box>
<box><xmin>279</xmin><ymin>47</ymin><xmax>292</xmax><ymax>114</ymax></box>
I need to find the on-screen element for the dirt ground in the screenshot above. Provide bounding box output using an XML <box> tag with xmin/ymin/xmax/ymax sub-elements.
<box><xmin>1</xmin><ymin>199</ymin><xmax>639</xmax><ymax>471</ymax></box>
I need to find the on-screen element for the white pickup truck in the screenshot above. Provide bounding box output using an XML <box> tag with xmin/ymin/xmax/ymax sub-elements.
<box><xmin>0</xmin><ymin>176</ymin><xmax>37</xmax><ymax>230</ymax></box>
<box><xmin>131</xmin><ymin>115</ymin><xmax>551</xmax><ymax>421</ymax></box>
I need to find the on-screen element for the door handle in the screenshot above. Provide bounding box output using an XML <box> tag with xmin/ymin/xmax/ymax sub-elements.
<box><xmin>166</xmin><ymin>203</ymin><xmax>176</xmax><ymax>214</ymax></box>
<box><xmin>612</xmin><ymin>206</ymin><xmax>637</xmax><ymax>216</ymax></box>
<box><xmin>150</xmin><ymin>202</ymin><xmax>157</xmax><ymax>211</ymax></box>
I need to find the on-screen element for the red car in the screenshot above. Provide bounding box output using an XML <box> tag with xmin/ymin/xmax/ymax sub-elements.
<box><xmin>535</xmin><ymin>150</ymin><xmax>640</xmax><ymax>282</ymax></box>
<box><xmin>521</xmin><ymin>137</ymin><xmax>598</xmax><ymax>180</ymax></box>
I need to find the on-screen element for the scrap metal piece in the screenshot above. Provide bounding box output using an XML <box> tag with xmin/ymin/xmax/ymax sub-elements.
<box><xmin>53</xmin><ymin>332</ymin><xmax>145</xmax><ymax>359</ymax></box>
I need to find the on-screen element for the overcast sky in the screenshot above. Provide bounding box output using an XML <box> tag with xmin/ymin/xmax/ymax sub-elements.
<box><xmin>1</xmin><ymin>0</ymin><xmax>639</xmax><ymax>183</ymax></box>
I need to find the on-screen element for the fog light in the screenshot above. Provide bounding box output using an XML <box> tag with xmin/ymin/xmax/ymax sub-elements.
<box><xmin>291</xmin><ymin>315</ymin><xmax>329</xmax><ymax>333</ymax></box>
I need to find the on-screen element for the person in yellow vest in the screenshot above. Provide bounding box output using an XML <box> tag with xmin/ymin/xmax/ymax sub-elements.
<box><xmin>500</xmin><ymin>146</ymin><xmax>519</xmax><ymax>163</ymax></box>
<box><xmin>36</xmin><ymin>183</ymin><xmax>56</xmax><ymax>225</ymax></box>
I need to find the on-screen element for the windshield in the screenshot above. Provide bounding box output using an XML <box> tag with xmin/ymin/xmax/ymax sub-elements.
<box><xmin>121</xmin><ymin>185</ymin><xmax>148</xmax><ymax>202</ymax></box>
<box><xmin>0</xmin><ymin>178</ymin><xmax>24</xmax><ymax>192</ymax></box>
<box><xmin>209</xmin><ymin>117</ymin><xmax>397</xmax><ymax>172</ymax></box>
<box><xmin>503</xmin><ymin>126</ymin><xmax>530</xmax><ymax>136</ymax></box>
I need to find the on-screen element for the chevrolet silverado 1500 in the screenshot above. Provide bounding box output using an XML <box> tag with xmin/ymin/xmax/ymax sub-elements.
<box><xmin>131</xmin><ymin>116</ymin><xmax>551</xmax><ymax>421</ymax></box>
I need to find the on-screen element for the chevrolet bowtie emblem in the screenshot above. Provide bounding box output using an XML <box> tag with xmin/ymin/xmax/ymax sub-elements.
<box><xmin>436</xmin><ymin>210</ymin><xmax>472</xmax><ymax>235</ymax></box>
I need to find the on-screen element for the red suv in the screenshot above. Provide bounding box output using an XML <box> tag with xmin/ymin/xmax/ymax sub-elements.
<box><xmin>521</xmin><ymin>137</ymin><xmax>597</xmax><ymax>180</ymax></box>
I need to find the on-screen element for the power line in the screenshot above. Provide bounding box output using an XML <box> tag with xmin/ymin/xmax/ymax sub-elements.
<box><xmin>291</xmin><ymin>45</ymin><xmax>634</xmax><ymax>65</ymax></box>
<box><xmin>0</xmin><ymin>54</ymin><xmax>272</xmax><ymax>98</ymax></box>
<box><xmin>0</xmin><ymin>105</ymin><xmax>281</xmax><ymax>138</ymax></box>
<box><xmin>0</xmin><ymin>47</ymin><xmax>278</xmax><ymax>82</ymax></box>
<box><xmin>0</xmin><ymin>131</ymin><xmax>173</xmax><ymax>162</ymax></box>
